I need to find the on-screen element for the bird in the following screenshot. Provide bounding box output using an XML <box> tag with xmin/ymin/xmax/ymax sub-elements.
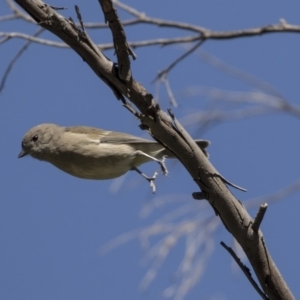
<box><xmin>18</xmin><ymin>123</ymin><xmax>210</xmax><ymax>192</ymax></box>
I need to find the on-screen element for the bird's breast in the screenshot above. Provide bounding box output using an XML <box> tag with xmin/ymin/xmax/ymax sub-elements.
<box><xmin>49</xmin><ymin>143</ymin><xmax>138</xmax><ymax>180</ymax></box>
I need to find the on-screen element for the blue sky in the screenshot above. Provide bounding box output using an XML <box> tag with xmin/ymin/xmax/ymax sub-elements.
<box><xmin>1</xmin><ymin>1</ymin><xmax>300</xmax><ymax>299</ymax></box>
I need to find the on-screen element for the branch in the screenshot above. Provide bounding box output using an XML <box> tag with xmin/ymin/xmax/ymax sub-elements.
<box><xmin>11</xmin><ymin>1</ymin><xmax>295</xmax><ymax>299</ymax></box>
<box><xmin>154</xmin><ymin>40</ymin><xmax>205</xmax><ymax>81</ymax></box>
<box><xmin>3</xmin><ymin>1</ymin><xmax>300</xmax><ymax>51</ymax></box>
<box><xmin>221</xmin><ymin>241</ymin><xmax>269</xmax><ymax>300</ymax></box>
<box><xmin>0</xmin><ymin>28</ymin><xmax>44</xmax><ymax>92</ymax></box>
<box><xmin>5</xmin><ymin>0</ymin><xmax>35</xmax><ymax>23</ymax></box>
<box><xmin>114</xmin><ymin>1</ymin><xmax>300</xmax><ymax>38</ymax></box>
<box><xmin>0</xmin><ymin>32</ymin><xmax>67</xmax><ymax>47</ymax></box>
<box><xmin>99</xmin><ymin>0</ymin><xmax>136</xmax><ymax>81</ymax></box>
<box><xmin>252</xmin><ymin>203</ymin><xmax>268</xmax><ymax>232</ymax></box>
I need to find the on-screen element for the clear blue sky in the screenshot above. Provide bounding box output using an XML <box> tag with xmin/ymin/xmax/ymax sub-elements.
<box><xmin>1</xmin><ymin>1</ymin><xmax>300</xmax><ymax>299</ymax></box>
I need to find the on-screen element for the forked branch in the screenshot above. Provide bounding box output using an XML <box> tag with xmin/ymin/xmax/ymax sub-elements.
<box><xmin>9</xmin><ymin>1</ymin><xmax>295</xmax><ymax>299</ymax></box>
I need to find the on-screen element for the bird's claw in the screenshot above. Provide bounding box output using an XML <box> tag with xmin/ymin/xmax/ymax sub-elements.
<box><xmin>148</xmin><ymin>171</ymin><xmax>158</xmax><ymax>193</ymax></box>
<box><xmin>159</xmin><ymin>155</ymin><xmax>168</xmax><ymax>176</ymax></box>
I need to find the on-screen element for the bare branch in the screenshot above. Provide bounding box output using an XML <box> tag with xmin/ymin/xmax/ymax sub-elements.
<box><xmin>0</xmin><ymin>28</ymin><xmax>44</xmax><ymax>92</ymax></box>
<box><xmin>99</xmin><ymin>0</ymin><xmax>135</xmax><ymax>81</ymax></box>
<box><xmin>114</xmin><ymin>1</ymin><xmax>300</xmax><ymax>39</ymax></box>
<box><xmin>104</xmin><ymin>179</ymin><xmax>300</xmax><ymax>298</ymax></box>
<box><xmin>182</xmin><ymin>88</ymin><xmax>300</xmax><ymax>120</ymax></box>
<box><xmin>161</xmin><ymin>75</ymin><xmax>178</xmax><ymax>107</ymax></box>
<box><xmin>4</xmin><ymin>1</ymin><xmax>296</xmax><ymax>299</ymax></box>
<box><xmin>0</xmin><ymin>32</ymin><xmax>67</xmax><ymax>47</ymax></box>
<box><xmin>246</xmin><ymin>180</ymin><xmax>300</xmax><ymax>209</ymax></box>
<box><xmin>101</xmin><ymin>196</ymin><xmax>219</xmax><ymax>300</ymax></box>
<box><xmin>221</xmin><ymin>241</ymin><xmax>269</xmax><ymax>300</ymax></box>
<box><xmin>5</xmin><ymin>0</ymin><xmax>35</xmax><ymax>23</ymax></box>
<box><xmin>0</xmin><ymin>14</ymin><xmax>17</xmax><ymax>22</ymax></box>
<box><xmin>113</xmin><ymin>0</ymin><xmax>208</xmax><ymax>33</ymax></box>
<box><xmin>3</xmin><ymin>1</ymin><xmax>300</xmax><ymax>53</ymax></box>
<box><xmin>0</xmin><ymin>36</ymin><xmax>10</xmax><ymax>45</ymax></box>
<box><xmin>0</xmin><ymin>31</ymin><xmax>203</xmax><ymax>51</ymax></box>
<box><xmin>252</xmin><ymin>204</ymin><xmax>268</xmax><ymax>232</ymax></box>
<box><xmin>195</xmin><ymin>50</ymin><xmax>285</xmax><ymax>99</ymax></box>
<box><xmin>155</xmin><ymin>40</ymin><xmax>204</xmax><ymax>81</ymax></box>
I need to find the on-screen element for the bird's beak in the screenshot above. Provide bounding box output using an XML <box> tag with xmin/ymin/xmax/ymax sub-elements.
<box><xmin>18</xmin><ymin>149</ymin><xmax>28</xmax><ymax>158</ymax></box>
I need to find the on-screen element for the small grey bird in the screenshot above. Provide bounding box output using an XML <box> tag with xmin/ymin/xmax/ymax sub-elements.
<box><xmin>18</xmin><ymin>123</ymin><xmax>210</xmax><ymax>192</ymax></box>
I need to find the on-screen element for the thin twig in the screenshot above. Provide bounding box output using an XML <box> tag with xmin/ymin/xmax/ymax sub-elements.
<box><xmin>5</xmin><ymin>0</ymin><xmax>35</xmax><ymax>23</ymax></box>
<box><xmin>161</xmin><ymin>75</ymin><xmax>178</xmax><ymax>107</ymax></box>
<box><xmin>74</xmin><ymin>4</ymin><xmax>126</xmax><ymax>103</ymax></box>
<box><xmin>0</xmin><ymin>36</ymin><xmax>10</xmax><ymax>45</ymax></box>
<box><xmin>154</xmin><ymin>39</ymin><xmax>205</xmax><ymax>81</ymax></box>
<box><xmin>220</xmin><ymin>241</ymin><xmax>269</xmax><ymax>300</ymax></box>
<box><xmin>0</xmin><ymin>27</ymin><xmax>44</xmax><ymax>92</ymax></box>
<box><xmin>0</xmin><ymin>32</ymin><xmax>67</xmax><ymax>47</ymax></box>
<box><xmin>182</xmin><ymin>87</ymin><xmax>300</xmax><ymax>119</ymax></box>
<box><xmin>0</xmin><ymin>14</ymin><xmax>18</xmax><ymax>22</ymax></box>
<box><xmin>196</xmin><ymin>50</ymin><xmax>285</xmax><ymax>99</ymax></box>
<box><xmin>3</xmin><ymin>0</ymin><xmax>300</xmax><ymax>49</ymax></box>
<box><xmin>113</xmin><ymin>0</ymin><xmax>208</xmax><ymax>33</ymax></box>
<box><xmin>0</xmin><ymin>32</ymin><xmax>202</xmax><ymax>50</ymax></box>
<box><xmin>245</xmin><ymin>179</ymin><xmax>300</xmax><ymax>208</ymax></box>
<box><xmin>114</xmin><ymin>1</ymin><xmax>300</xmax><ymax>39</ymax></box>
<box><xmin>3</xmin><ymin>20</ymin><xmax>300</xmax><ymax>52</ymax></box>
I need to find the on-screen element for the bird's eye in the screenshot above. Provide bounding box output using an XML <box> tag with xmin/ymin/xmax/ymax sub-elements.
<box><xmin>31</xmin><ymin>135</ymin><xmax>38</xmax><ymax>142</ymax></box>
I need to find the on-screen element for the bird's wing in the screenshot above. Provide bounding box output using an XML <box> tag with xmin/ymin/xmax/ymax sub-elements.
<box><xmin>101</xmin><ymin>131</ymin><xmax>156</xmax><ymax>144</ymax></box>
<box><xmin>65</xmin><ymin>126</ymin><xmax>155</xmax><ymax>144</ymax></box>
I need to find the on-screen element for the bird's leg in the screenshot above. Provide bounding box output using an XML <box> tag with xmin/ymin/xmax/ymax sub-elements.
<box><xmin>135</xmin><ymin>150</ymin><xmax>168</xmax><ymax>175</ymax></box>
<box><xmin>132</xmin><ymin>167</ymin><xmax>158</xmax><ymax>193</ymax></box>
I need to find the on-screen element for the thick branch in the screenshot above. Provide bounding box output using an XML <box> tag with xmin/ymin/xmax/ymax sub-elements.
<box><xmin>12</xmin><ymin>1</ymin><xmax>295</xmax><ymax>299</ymax></box>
